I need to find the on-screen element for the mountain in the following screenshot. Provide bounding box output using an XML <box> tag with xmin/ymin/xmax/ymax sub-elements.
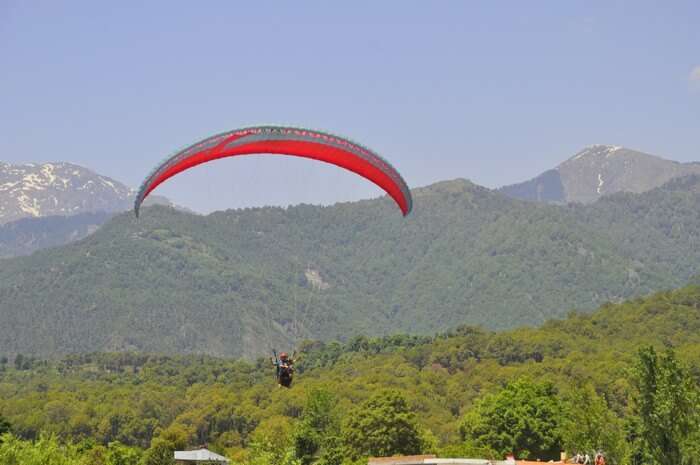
<box><xmin>0</xmin><ymin>161</ymin><xmax>174</xmax><ymax>257</ymax></box>
<box><xmin>499</xmin><ymin>145</ymin><xmax>700</xmax><ymax>203</ymax></box>
<box><xmin>1</xmin><ymin>175</ymin><xmax>699</xmax><ymax>358</ymax></box>
<box><xmin>0</xmin><ymin>212</ymin><xmax>114</xmax><ymax>258</ymax></box>
<box><xmin>0</xmin><ymin>161</ymin><xmax>134</xmax><ymax>224</ymax></box>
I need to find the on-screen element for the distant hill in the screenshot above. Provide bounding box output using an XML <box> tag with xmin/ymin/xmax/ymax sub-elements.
<box><xmin>0</xmin><ymin>161</ymin><xmax>173</xmax><ymax>256</ymax></box>
<box><xmin>499</xmin><ymin>145</ymin><xmax>700</xmax><ymax>203</ymax></box>
<box><xmin>1</xmin><ymin>176</ymin><xmax>699</xmax><ymax>358</ymax></box>
<box><xmin>0</xmin><ymin>212</ymin><xmax>114</xmax><ymax>258</ymax></box>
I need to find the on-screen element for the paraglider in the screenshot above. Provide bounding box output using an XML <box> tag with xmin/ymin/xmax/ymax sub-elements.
<box><xmin>272</xmin><ymin>350</ymin><xmax>295</xmax><ymax>388</ymax></box>
<box><xmin>134</xmin><ymin>125</ymin><xmax>412</xmax><ymax>217</ymax></box>
<box><xmin>134</xmin><ymin>125</ymin><xmax>412</xmax><ymax>389</ymax></box>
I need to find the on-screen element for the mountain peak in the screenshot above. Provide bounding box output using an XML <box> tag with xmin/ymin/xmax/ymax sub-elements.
<box><xmin>501</xmin><ymin>146</ymin><xmax>700</xmax><ymax>204</ymax></box>
<box><xmin>567</xmin><ymin>144</ymin><xmax>625</xmax><ymax>162</ymax></box>
<box><xmin>414</xmin><ymin>178</ymin><xmax>485</xmax><ymax>198</ymax></box>
<box><xmin>0</xmin><ymin>161</ymin><xmax>133</xmax><ymax>224</ymax></box>
<box><xmin>425</xmin><ymin>178</ymin><xmax>477</xmax><ymax>190</ymax></box>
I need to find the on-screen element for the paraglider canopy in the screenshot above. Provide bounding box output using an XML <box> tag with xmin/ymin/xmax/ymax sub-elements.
<box><xmin>134</xmin><ymin>125</ymin><xmax>412</xmax><ymax>217</ymax></box>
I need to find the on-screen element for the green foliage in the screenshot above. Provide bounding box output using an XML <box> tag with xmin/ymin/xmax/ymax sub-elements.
<box><xmin>301</xmin><ymin>389</ymin><xmax>339</xmax><ymax>434</ymax></box>
<box><xmin>342</xmin><ymin>390</ymin><xmax>423</xmax><ymax>459</ymax></box>
<box><xmin>0</xmin><ymin>414</ymin><xmax>11</xmax><ymax>436</ymax></box>
<box><xmin>244</xmin><ymin>446</ymin><xmax>301</xmax><ymax>465</ymax></box>
<box><xmin>560</xmin><ymin>385</ymin><xmax>627</xmax><ymax>464</ymax></box>
<box><xmin>631</xmin><ymin>347</ymin><xmax>700</xmax><ymax>465</ymax></box>
<box><xmin>294</xmin><ymin>389</ymin><xmax>340</xmax><ymax>465</ymax></box>
<box><xmin>0</xmin><ymin>212</ymin><xmax>113</xmax><ymax>259</ymax></box>
<box><xmin>0</xmin><ymin>433</ymin><xmax>85</xmax><ymax>465</ymax></box>
<box><xmin>314</xmin><ymin>435</ymin><xmax>344</xmax><ymax>465</ymax></box>
<box><xmin>1</xmin><ymin>285</ymin><xmax>700</xmax><ymax>462</ymax></box>
<box><xmin>459</xmin><ymin>378</ymin><xmax>563</xmax><ymax>460</ymax></box>
<box><xmin>13</xmin><ymin>353</ymin><xmax>33</xmax><ymax>370</ymax></box>
<box><xmin>246</xmin><ymin>416</ymin><xmax>300</xmax><ymax>465</ymax></box>
<box><xmin>106</xmin><ymin>441</ymin><xmax>142</xmax><ymax>465</ymax></box>
<box><xmin>140</xmin><ymin>438</ymin><xmax>173</xmax><ymax>465</ymax></box>
<box><xmin>4</xmin><ymin>178</ymin><xmax>700</xmax><ymax>357</ymax></box>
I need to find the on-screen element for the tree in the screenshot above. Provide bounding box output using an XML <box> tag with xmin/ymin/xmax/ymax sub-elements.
<box><xmin>294</xmin><ymin>388</ymin><xmax>340</xmax><ymax>464</ymax></box>
<box><xmin>0</xmin><ymin>415</ymin><xmax>11</xmax><ymax>436</ymax></box>
<box><xmin>140</xmin><ymin>438</ymin><xmax>174</xmax><ymax>465</ymax></box>
<box><xmin>315</xmin><ymin>435</ymin><xmax>344</xmax><ymax>465</ymax></box>
<box><xmin>630</xmin><ymin>346</ymin><xmax>700</xmax><ymax>465</ymax></box>
<box><xmin>560</xmin><ymin>384</ymin><xmax>626</xmax><ymax>464</ymax></box>
<box><xmin>81</xmin><ymin>445</ymin><xmax>108</xmax><ymax>465</ymax></box>
<box><xmin>154</xmin><ymin>424</ymin><xmax>191</xmax><ymax>452</ymax></box>
<box><xmin>247</xmin><ymin>416</ymin><xmax>299</xmax><ymax>465</ymax></box>
<box><xmin>106</xmin><ymin>441</ymin><xmax>142</xmax><ymax>465</ymax></box>
<box><xmin>459</xmin><ymin>378</ymin><xmax>563</xmax><ymax>461</ymax></box>
<box><xmin>342</xmin><ymin>390</ymin><xmax>422</xmax><ymax>459</ymax></box>
<box><xmin>0</xmin><ymin>434</ymin><xmax>84</xmax><ymax>465</ymax></box>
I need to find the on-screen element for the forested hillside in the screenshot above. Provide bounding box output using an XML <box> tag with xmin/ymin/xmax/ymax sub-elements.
<box><xmin>2</xmin><ymin>177</ymin><xmax>700</xmax><ymax>357</ymax></box>
<box><xmin>2</xmin><ymin>284</ymin><xmax>700</xmax><ymax>463</ymax></box>
<box><xmin>0</xmin><ymin>212</ymin><xmax>113</xmax><ymax>258</ymax></box>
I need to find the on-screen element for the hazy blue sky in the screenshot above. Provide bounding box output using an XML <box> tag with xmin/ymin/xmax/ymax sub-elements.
<box><xmin>1</xmin><ymin>1</ymin><xmax>698</xmax><ymax>212</ymax></box>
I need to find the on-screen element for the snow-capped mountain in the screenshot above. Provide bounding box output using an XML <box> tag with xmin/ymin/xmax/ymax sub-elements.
<box><xmin>0</xmin><ymin>161</ymin><xmax>175</xmax><ymax>257</ymax></box>
<box><xmin>0</xmin><ymin>161</ymin><xmax>172</xmax><ymax>225</ymax></box>
<box><xmin>499</xmin><ymin>145</ymin><xmax>700</xmax><ymax>203</ymax></box>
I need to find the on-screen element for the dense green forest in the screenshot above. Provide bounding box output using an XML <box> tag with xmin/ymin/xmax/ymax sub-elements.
<box><xmin>2</xmin><ymin>284</ymin><xmax>700</xmax><ymax>464</ymax></box>
<box><xmin>2</xmin><ymin>176</ymin><xmax>700</xmax><ymax>357</ymax></box>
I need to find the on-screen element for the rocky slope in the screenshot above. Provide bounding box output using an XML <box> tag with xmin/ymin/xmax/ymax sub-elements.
<box><xmin>0</xmin><ymin>162</ymin><xmax>133</xmax><ymax>224</ymax></box>
<box><xmin>499</xmin><ymin>145</ymin><xmax>700</xmax><ymax>203</ymax></box>
<box><xmin>0</xmin><ymin>161</ymin><xmax>173</xmax><ymax>257</ymax></box>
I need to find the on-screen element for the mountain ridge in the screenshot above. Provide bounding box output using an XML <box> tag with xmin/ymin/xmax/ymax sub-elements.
<box><xmin>499</xmin><ymin>145</ymin><xmax>700</xmax><ymax>203</ymax></box>
<box><xmin>2</xmin><ymin>175</ymin><xmax>700</xmax><ymax>358</ymax></box>
<box><xmin>0</xmin><ymin>212</ymin><xmax>115</xmax><ymax>258</ymax></box>
<box><xmin>0</xmin><ymin>161</ymin><xmax>175</xmax><ymax>257</ymax></box>
<box><xmin>0</xmin><ymin>160</ymin><xmax>173</xmax><ymax>225</ymax></box>
<box><xmin>0</xmin><ymin>161</ymin><xmax>132</xmax><ymax>224</ymax></box>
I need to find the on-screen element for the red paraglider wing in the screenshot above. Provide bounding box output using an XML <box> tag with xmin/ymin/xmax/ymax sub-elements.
<box><xmin>134</xmin><ymin>126</ymin><xmax>412</xmax><ymax>216</ymax></box>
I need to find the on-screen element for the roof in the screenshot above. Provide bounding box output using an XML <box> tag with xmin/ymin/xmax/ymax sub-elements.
<box><xmin>369</xmin><ymin>456</ymin><xmax>437</xmax><ymax>464</ymax></box>
<box><xmin>431</xmin><ymin>460</ymin><xmax>514</xmax><ymax>465</ymax></box>
<box><xmin>368</xmin><ymin>457</ymin><xmax>515</xmax><ymax>465</ymax></box>
<box><xmin>174</xmin><ymin>449</ymin><xmax>229</xmax><ymax>463</ymax></box>
<box><xmin>516</xmin><ymin>462</ymin><xmax>565</xmax><ymax>465</ymax></box>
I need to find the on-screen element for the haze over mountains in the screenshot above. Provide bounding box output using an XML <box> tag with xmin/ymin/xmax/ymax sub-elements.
<box><xmin>499</xmin><ymin>145</ymin><xmax>700</xmax><ymax>203</ymax></box>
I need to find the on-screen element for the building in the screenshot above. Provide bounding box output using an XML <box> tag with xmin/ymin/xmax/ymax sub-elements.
<box><xmin>368</xmin><ymin>455</ymin><xmax>516</xmax><ymax>465</ymax></box>
<box><xmin>174</xmin><ymin>448</ymin><xmax>229</xmax><ymax>464</ymax></box>
<box><xmin>368</xmin><ymin>454</ymin><xmax>571</xmax><ymax>465</ymax></box>
<box><xmin>368</xmin><ymin>456</ymin><xmax>438</xmax><ymax>465</ymax></box>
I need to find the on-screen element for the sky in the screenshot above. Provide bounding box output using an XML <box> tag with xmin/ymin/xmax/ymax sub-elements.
<box><xmin>1</xmin><ymin>1</ymin><xmax>699</xmax><ymax>213</ymax></box>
